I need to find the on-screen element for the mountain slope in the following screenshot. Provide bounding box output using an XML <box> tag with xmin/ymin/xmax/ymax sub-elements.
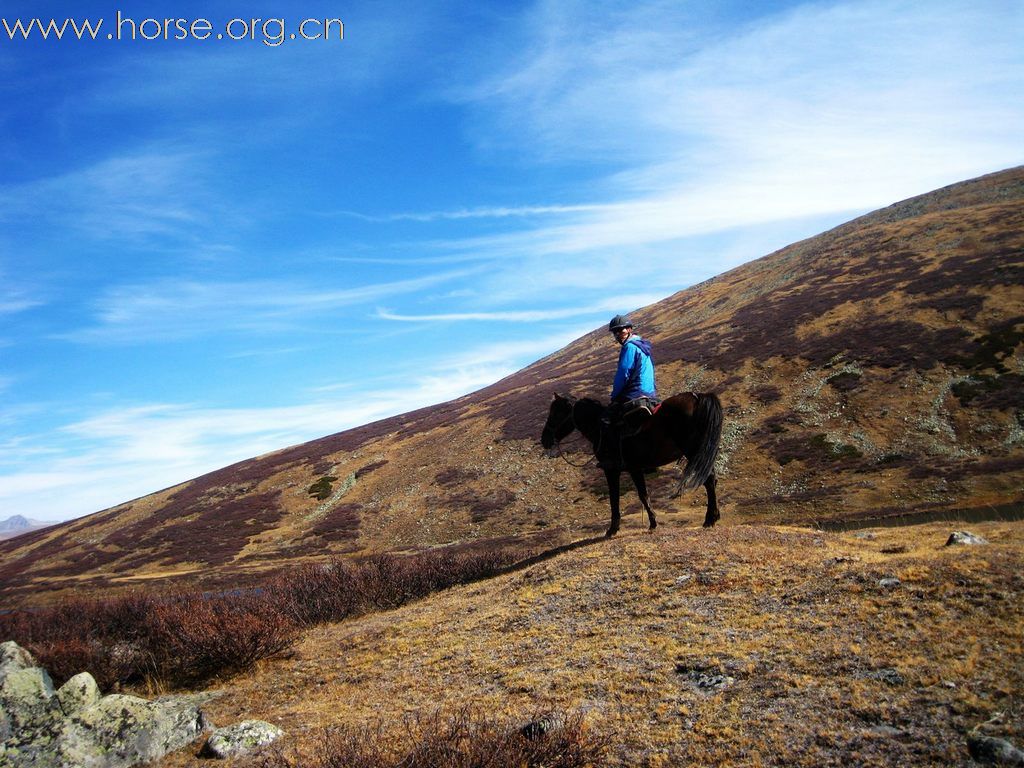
<box><xmin>2</xmin><ymin>167</ymin><xmax>1022</xmax><ymax>605</ymax></box>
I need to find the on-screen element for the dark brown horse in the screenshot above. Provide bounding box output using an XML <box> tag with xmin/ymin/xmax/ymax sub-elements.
<box><xmin>541</xmin><ymin>392</ymin><xmax>723</xmax><ymax>537</ymax></box>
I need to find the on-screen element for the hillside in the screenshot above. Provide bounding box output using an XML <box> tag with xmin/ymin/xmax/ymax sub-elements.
<box><xmin>1</xmin><ymin>166</ymin><xmax>1022</xmax><ymax>605</ymax></box>
<box><xmin>155</xmin><ymin>520</ymin><xmax>1024</xmax><ymax>768</ymax></box>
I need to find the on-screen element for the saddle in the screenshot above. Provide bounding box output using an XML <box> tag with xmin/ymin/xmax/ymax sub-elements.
<box><xmin>615</xmin><ymin>397</ymin><xmax>659</xmax><ymax>437</ymax></box>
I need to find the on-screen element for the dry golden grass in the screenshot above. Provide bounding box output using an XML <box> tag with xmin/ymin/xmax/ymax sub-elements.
<box><xmin>157</xmin><ymin>518</ymin><xmax>1024</xmax><ymax>767</ymax></box>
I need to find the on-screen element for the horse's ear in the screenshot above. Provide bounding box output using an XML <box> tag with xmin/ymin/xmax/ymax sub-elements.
<box><xmin>552</xmin><ymin>392</ymin><xmax>561</xmax><ymax>401</ymax></box>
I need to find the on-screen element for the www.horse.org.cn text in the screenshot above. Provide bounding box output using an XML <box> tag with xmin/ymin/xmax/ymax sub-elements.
<box><xmin>1</xmin><ymin>14</ymin><xmax>345</xmax><ymax>47</ymax></box>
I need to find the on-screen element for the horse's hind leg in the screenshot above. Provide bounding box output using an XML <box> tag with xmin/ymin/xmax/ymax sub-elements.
<box><xmin>628</xmin><ymin>467</ymin><xmax>657</xmax><ymax>531</ymax></box>
<box><xmin>604</xmin><ymin>467</ymin><xmax>622</xmax><ymax>538</ymax></box>
<box><xmin>702</xmin><ymin>472</ymin><xmax>721</xmax><ymax>528</ymax></box>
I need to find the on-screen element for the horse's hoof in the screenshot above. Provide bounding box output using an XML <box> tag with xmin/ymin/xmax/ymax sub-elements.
<box><xmin>702</xmin><ymin>514</ymin><xmax>720</xmax><ymax>528</ymax></box>
<box><xmin>605</xmin><ymin>527</ymin><xmax>619</xmax><ymax>538</ymax></box>
<box><xmin>648</xmin><ymin>521</ymin><xmax>658</xmax><ymax>532</ymax></box>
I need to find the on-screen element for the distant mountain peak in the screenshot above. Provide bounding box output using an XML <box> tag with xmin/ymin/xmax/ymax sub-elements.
<box><xmin>0</xmin><ymin>515</ymin><xmax>48</xmax><ymax>532</ymax></box>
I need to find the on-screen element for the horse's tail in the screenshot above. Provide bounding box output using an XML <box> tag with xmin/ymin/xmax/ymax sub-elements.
<box><xmin>680</xmin><ymin>393</ymin><xmax>723</xmax><ymax>490</ymax></box>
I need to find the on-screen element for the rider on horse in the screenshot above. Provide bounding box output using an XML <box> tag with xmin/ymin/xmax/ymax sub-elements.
<box><xmin>605</xmin><ymin>315</ymin><xmax>658</xmax><ymax>456</ymax></box>
<box><xmin>609</xmin><ymin>314</ymin><xmax>657</xmax><ymax>411</ymax></box>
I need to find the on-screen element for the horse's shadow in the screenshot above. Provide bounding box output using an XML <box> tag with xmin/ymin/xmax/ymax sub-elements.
<box><xmin>492</xmin><ymin>536</ymin><xmax>607</xmax><ymax>578</ymax></box>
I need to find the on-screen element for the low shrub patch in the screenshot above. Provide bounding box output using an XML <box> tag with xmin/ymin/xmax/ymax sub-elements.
<box><xmin>250</xmin><ymin>708</ymin><xmax>605</xmax><ymax>768</ymax></box>
<box><xmin>0</xmin><ymin>544</ymin><xmax>531</xmax><ymax>691</ymax></box>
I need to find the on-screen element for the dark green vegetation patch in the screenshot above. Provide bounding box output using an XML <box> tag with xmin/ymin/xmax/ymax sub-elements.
<box><xmin>308</xmin><ymin>476</ymin><xmax>338</xmax><ymax>501</ymax></box>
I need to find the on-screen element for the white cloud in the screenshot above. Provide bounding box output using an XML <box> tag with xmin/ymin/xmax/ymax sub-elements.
<box><xmin>376</xmin><ymin>293</ymin><xmax>662</xmax><ymax>323</ymax></box>
<box><xmin>411</xmin><ymin>0</ymin><xmax>1024</xmax><ymax>306</ymax></box>
<box><xmin>0</xmin><ymin>295</ymin><xmax>41</xmax><ymax>315</ymax></box>
<box><xmin>331</xmin><ymin>203</ymin><xmax>609</xmax><ymax>223</ymax></box>
<box><xmin>60</xmin><ymin>269</ymin><xmax>481</xmax><ymax>344</ymax></box>
<box><xmin>0</xmin><ymin>150</ymin><xmax>215</xmax><ymax>244</ymax></box>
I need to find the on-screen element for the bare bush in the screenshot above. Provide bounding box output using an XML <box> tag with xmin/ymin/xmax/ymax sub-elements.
<box><xmin>0</xmin><ymin>543</ymin><xmax>530</xmax><ymax>691</ymax></box>
<box><xmin>145</xmin><ymin>592</ymin><xmax>300</xmax><ymax>687</ymax></box>
<box><xmin>250</xmin><ymin>709</ymin><xmax>605</xmax><ymax>768</ymax></box>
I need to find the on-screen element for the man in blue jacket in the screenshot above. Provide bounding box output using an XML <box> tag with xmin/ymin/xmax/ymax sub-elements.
<box><xmin>600</xmin><ymin>315</ymin><xmax>657</xmax><ymax>465</ymax></box>
<box><xmin>608</xmin><ymin>314</ymin><xmax>657</xmax><ymax>406</ymax></box>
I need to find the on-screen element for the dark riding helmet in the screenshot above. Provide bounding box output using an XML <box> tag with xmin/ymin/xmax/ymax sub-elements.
<box><xmin>608</xmin><ymin>315</ymin><xmax>633</xmax><ymax>332</ymax></box>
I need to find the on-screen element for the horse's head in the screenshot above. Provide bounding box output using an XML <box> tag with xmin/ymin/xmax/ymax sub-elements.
<box><xmin>541</xmin><ymin>393</ymin><xmax>577</xmax><ymax>448</ymax></box>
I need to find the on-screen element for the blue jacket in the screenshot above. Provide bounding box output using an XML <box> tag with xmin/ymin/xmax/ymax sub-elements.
<box><xmin>611</xmin><ymin>336</ymin><xmax>657</xmax><ymax>402</ymax></box>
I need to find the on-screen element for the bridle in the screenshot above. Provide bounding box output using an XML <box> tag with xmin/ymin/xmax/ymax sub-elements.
<box><xmin>546</xmin><ymin>397</ymin><xmax>601</xmax><ymax>468</ymax></box>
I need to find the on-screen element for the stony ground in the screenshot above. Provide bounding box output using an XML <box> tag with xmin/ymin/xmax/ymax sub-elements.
<box><xmin>155</xmin><ymin>516</ymin><xmax>1024</xmax><ymax>767</ymax></box>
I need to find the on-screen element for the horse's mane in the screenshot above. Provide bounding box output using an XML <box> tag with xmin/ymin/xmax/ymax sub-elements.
<box><xmin>573</xmin><ymin>396</ymin><xmax>606</xmax><ymax>415</ymax></box>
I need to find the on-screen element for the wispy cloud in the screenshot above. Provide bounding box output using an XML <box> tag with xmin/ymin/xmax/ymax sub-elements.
<box><xmin>0</xmin><ymin>149</ymin><xmax>219</xmax><ymax>246</ymax></box>
<box><xmin>376</xmin><ymin>293</ymin><xmax>663</xmax><ymax>323</ymax></box>
<box><xmin>0</xmin><ymin>294</ymin><xmax>42</xmax><ymax>315</ymax></box>
<box><xmin>330</xmin><ymin>203</ymin><xmax>610</xmax><ymax>223</ymax></box>
<box><xmin>402</xmin><ymin>0</ymin><xmax>1024</xmax><ymax>306</ymax></box>
<box><xmin>61</xmin><ymin>269</ymin><xmax>480</xmax><ymax>344</ymax></box>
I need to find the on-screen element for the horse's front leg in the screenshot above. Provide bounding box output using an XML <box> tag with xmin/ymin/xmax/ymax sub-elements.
<box><xmin>604</xmin><ymin>467</ymin><xmax>621</xmax><ymax>538</ymax></box>
<box><xmin>628</xmin><ymin>467</ymin><xmax>657</xmax><ymax>531</ymax></box>
<box><xmin>702</xmin><ymin>472</ymin><xmax>721</xmax><ymax>528</ymax></box>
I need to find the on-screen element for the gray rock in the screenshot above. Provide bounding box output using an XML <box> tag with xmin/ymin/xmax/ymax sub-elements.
<box><xmin>55</xmin><ymin>673</ymin><xmax>100</xmax><ymax>716</ymax></box>
<box><xmin>694</xmin><ymin>673</ymin><xmax>735</xmax><ymax>690</ymax></box>
<box><xmin>675</xmin><ymin>662</ymin><xmax>735</xmax><ymax>692</ymax></box>
<box><xmin>947</xmin><ymin>530</ymin><xmax>988</xmax><ymax>546</ymax></box>
<box><xmin>877</xmin><ymin>577</ymin><xmax>902</xmax><ymax>589</ymax></box>
<box><xmin>0</xmin><ymin>642</ymin><xmax>57</xmax><ymax>735</ymax></box>
<box><xmin>58</xmin><ymin>694</ymin><xmax>207</xmax><ymax>768</ymax></box>
<box><xmin>0</xmin><ymin>642</ymin><xmax>36</xmax><ymax>674</ymax></box>
<box><xmin>968</xmin><ymin>734</ymin><xmax>1024</xmax><ymax>765</ymax></box>
<box><xmin>200</xmin><ymin>720</ymin><xmax>283</xmax><ymax>759</ymax></box>
<box><xmin>1</xmin><ymin>641</ymin><xmax>208</xmax><ymax>768</ymax></box>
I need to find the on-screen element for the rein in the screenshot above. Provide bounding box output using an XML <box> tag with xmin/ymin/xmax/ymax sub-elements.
<box><xmin>550</xmin><ymin>399</ymin><xmax>601</xmax><ymax>468</ymax></box>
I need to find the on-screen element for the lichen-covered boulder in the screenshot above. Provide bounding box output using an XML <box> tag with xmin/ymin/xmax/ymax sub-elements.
<box><xmin>57</xmin><ymin>694</ymin><xmax>208</xmax><ymax>768</ymax></box>
<box><xmin>0</xmin><ymin>641</ymin><xmax>57</xmax><ymax>736</ymax></box>
<box><xmin>1</xmin><ymin>641</ymin><xmax>209</xmax><ymax>768</ymax></box>
<box><xmin>55</xmin><ymin>672</ymin><xmax>100</xmax><ymax>716</ymax></box>
<box><xmin>201</xmin><ymin>720</ymin><xmax>284</xmax><ymax>759</ymax></box>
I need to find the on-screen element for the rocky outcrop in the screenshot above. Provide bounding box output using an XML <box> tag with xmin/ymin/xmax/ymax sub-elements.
<box><xmin>0</xmin><ymin>641</ymin><xmax>207</xmax><ymax>768</ymax></box>
<box><xmin>200</xmin><ymin>720</ymin><xmax>284</xmax><ymax>759</ymax></box>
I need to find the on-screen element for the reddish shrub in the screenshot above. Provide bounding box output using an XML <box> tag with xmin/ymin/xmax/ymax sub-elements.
<box><xmin>250</xmin><ymin>708</ymin><xmax>605</xmax><ymax>768</ymax></box>
<box><xmin>145</xmin><ymin>592</ymin><xmax>300</xmax><ymax>687</ymax></box>
<box><xmin>0</xmin><ymin>541</ymin><xmax>532</xmax><ymax>691</ymax></box>
<box><xmin>267</xmin><ymin>561</ymin><xmax>364</xmax><ymax>626</ymax></box>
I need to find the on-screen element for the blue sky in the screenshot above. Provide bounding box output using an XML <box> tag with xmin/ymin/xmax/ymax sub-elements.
<box><xmin>1</xmin><ymin>0</ymin><xmax>1022</xmax><ymax>523</ymax></box>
